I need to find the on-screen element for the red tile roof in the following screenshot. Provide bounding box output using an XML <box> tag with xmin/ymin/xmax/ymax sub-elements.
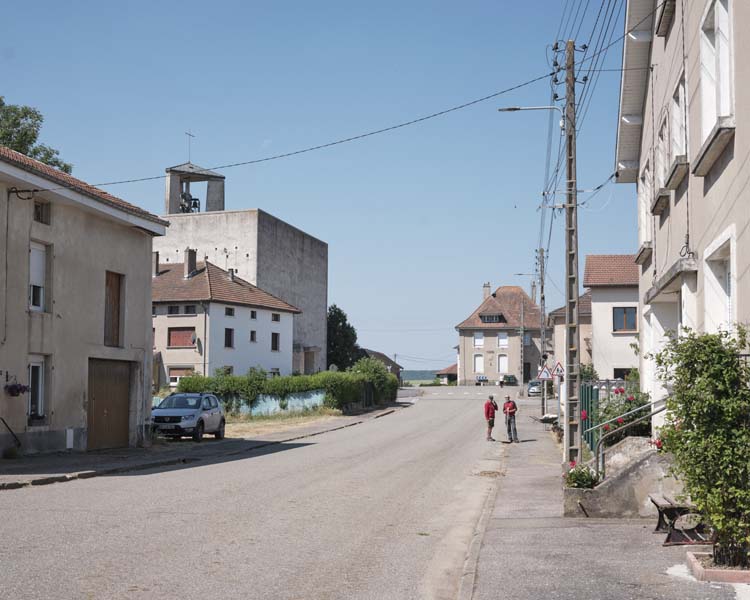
<box><xmin>436</xmin><ymin>363</ymin><xmax>457</xmax><ymax>376</ymax></box>
<box><xmin>152</xmin><ymin>261</ymin><xmax>301</xmax><ymax>312</ymax></box>
<box><xmin>0</xmin><ymin>145</ymin><xmax>167</xmax><ymax>226</ymax></box>
<box><xmin>548</xmin><ymin>291</ymin><xmax>592</xmax><ymax>321</ymax></box>
<box><xmin>583</xmin><ymin>254</ymin><xmax>639</xmax><ymax>287</ymax></box>
<box><xmin>456</xmin><ymin>286</ymin><xmax>541</xmax><ymax>330</ymax></box>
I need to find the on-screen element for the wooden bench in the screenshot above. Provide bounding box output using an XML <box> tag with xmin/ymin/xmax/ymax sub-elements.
<box><xmin>649</xmin><ymin>494</ymin><xmax>711</xmax><ymax>546</ymax></box>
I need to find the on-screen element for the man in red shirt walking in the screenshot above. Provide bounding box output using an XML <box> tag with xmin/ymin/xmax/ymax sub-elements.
<box><xmin>503</xmin><ymin>394</ymin><xmax>519</xmax><ymax>443</ymax></box>
<box><xmin>484</xmin><ymin>395</ymin><xmax>498</xmax><ymax>441</ymax></box>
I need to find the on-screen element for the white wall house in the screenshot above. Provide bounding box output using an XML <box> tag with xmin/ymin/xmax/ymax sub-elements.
<box><xmin>152</xmin><ymin>163</ymin><xmax>327</xmax><ymax>374</ymax></box>
<box><xmin>583</xmin><ymin>255</ymin><xmax>640</xmax><ymax>380</ymax></box>
<box><xmin>615</xmin><ymin>0</ymin><xmax>750</xmax><ymax>428</ymax></box>
<box><xmin>0</xmin><ymin>146</ymin><xmax>167</xmax><ymax>453</ymax></box>
<box><xmin>152</xmin><ymin>250</ymin><xmax>300</xmax><ymax>387</ymax></box>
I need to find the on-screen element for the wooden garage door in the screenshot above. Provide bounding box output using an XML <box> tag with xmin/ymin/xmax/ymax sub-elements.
<box><xmin>88</xmin><ymin>359</ymin><xmax>131</xmax><ymax>450</ymax></box>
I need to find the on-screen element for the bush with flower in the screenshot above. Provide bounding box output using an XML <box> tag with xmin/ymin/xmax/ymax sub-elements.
<box><xmin>596</xmin><ymin>370</ymin><xmax>651</xmax><ymax>447</ymax></box>
<box><xmin>564</xmin><ymin>463</ymin><xmax>599</xmax><ymax>489</ymax></box>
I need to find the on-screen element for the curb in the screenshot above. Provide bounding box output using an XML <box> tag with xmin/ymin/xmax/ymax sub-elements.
<box><xmin>0</xmin><ymin>405</ymin><xmax>403</xmax><ymax>491</ymax></box>
<box><xmin>456</xmin><ymin>449</ymin><xmax>506</xmax><ymax>600</ymax></box>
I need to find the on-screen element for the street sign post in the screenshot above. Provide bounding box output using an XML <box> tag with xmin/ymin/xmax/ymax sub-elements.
<box><xmin>537</xmin><ymin>365</ymin><xmax>553</xmax><ymax>380</ymax></box>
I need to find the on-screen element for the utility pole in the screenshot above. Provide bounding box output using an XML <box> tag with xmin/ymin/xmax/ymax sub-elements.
<box><xmin>519</xmin><ymin>297</ymin><xmax>525</xmax><ymax>397</ymax></box>
<box><xmin>564</xmin><ymin>40</ymin><xmax>582</xmax><ymax>464</ymax></box>
<box><xmin>538</xmin><ymin>246</ymin><xmax>547</xmax><ymax>415</ymax></box>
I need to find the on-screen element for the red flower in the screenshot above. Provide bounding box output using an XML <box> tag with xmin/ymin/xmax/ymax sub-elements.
<box><xmin>603</xmin><ymin>424</ymin><xmax>611</xmax><ymax>432</ymax></box>
<box><xmin>654</xmin><ymin>439</ymin><xmax>663</xmax><ymax>449</ymax></box>
<box><xmin>569</xmin><ymin>460</ymin><xmax>577</xmax><ymax>469</ymax></box>
<box><xmin>617</xmin><ymin>417</ymin><xmax>625</xmax><ymax>425</ymax></box>
<box><xmin>627</xmin><ymin>395</ymin><xmax>635</xmax><ymax>402</ymax></box>
<box><xmin>619</xmin><ymin>387</ymin><xmax>626</xmax><ymax>394</ymax></box>
<box><xmin>581</xmin><ymin>409</ymin><xmax>588</xmax><ymax>421</ymax></box>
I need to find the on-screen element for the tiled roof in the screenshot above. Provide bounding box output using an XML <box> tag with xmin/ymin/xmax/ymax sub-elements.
<box><xmin>152</xmin><ymin>261</ymin><xmax>301</xmax><ymax>313</ymax></box>
<box><xmin>0</xmin><ymin>146</ymin><xmax>167</xmax><ymax>226</ymax></box>
<box><xmin>548</xmin><ymin>291</ymin><xmax>592</xmax><ymax>321</ymax></box>
<box><xmin>583</xmin><ymin>254</ymin><xmax>639</xmax><ymax>287</ymax></box>
<box><xmin>436</xmin><ymin>363</ymin><xmax>457</xmax><ymax>376</ymax></box>
<box><xmin>456</xmin><ymin>286</ymin><xmax>541</xmax><ymax>330</ymax></box>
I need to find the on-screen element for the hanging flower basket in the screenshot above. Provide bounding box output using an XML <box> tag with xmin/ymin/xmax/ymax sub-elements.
<box><xmin>4</xmin><ymin>383</ymin><xmax>30</xmax><ymax>397</ymax></box>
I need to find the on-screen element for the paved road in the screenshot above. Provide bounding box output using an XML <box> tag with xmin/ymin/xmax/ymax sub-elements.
<box><xmin>0</xmin><ymin>387</ymin><xmax>505</xmax><ymax>600</ymax></box>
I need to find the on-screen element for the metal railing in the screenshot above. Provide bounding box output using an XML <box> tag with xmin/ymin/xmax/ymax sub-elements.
<box><xmin>594</xmin><ymin>403</ymin><xmax>667</xmax><ymax>480</ymax></box>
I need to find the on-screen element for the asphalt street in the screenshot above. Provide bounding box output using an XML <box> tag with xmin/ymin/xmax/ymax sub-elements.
<box><xmin>0</xmin><ymin>387</ymin><xmax>503</xmax><ymax>600</ymax></box>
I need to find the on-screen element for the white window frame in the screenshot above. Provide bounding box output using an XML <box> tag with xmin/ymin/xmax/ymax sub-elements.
<box><xmin>473</xmin><ymin>353</ymin><xmax>484</xmax><ymax>374</ymax></box>
<box><xmin>473</xmin><ymin>332</ymin><xmax>484</xmax><ymax>348</ymax></box>
<box><xmin>703</xmin><ymin>224</ymin><xmax>736</xmax><ymax>333</ymax></box>
<box><xmin>497</xmin><ymin>354</ymin><xmax>509</xmax><ymax>374</ymax></box>
<box><xmin>168</xmin><ymin>367</ymin><xmax>194</xmax><ymax>388</ymax></box>
<box><xmin>670</xmin><ymin>77</ymin><xmax>687</xmax><ymax>160</ymax></box>
<box><xmin>700</xmin><ymin>0</ymin><xmax>733</xmax><ymax>142</ymax></box>
<box><xmin>638</xmin><ymin>162</ymin><xmax>652</xmax><ymax>245</ymax></box>
<box><xmin>655</xmin><ymin>118</ymin><xmax>668</xmax><ymax>190</ymax></box>
<box><xmin>497</xmin><ymin>332</ymin><xmax>508</xmax><ymax>348</ymax></box>
<box><xmin>28</xmin><ymin>356</ymin><xmax>45</xmax><ymax>418</ymax></box>
<box><xmin>29</xmin><ymin>241</ymin><xmax>46</xmax><ymax>312</ymax></box>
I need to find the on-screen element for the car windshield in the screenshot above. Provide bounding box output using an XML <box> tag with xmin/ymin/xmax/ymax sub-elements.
<box><xmin>157</xmin><ymin>394</ymin><xmax>202</xmax><ymax>410</ymax></box>
<box><xmin>530</xmin><ymin>381</ymin><xmax>540</xmax><ymax>386</ymax></box>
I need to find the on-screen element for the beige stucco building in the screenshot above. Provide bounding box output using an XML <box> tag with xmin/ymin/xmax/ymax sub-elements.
<box><xmin>456</xmin><ymin>285</ymin><xmax>542</xmax><ymax>386</ymax></box>
<box><xmin>152</xmin><ymin>163</ymin><xmax>328</xmax><ymax>375</ymax></box>
<box><xmin>548</xmin><ymin>292</ymin><xmax>593</xmax><ymax>372</ymax></box>
<box><xmin>0</xmin><ymin>146</ymin><xmax>166</xmax><ymax>453</ymax></box>
<box><xmin>616</xmin><ymin>0</ymin><xmax>750</xmax><ymax>426</ymax></box>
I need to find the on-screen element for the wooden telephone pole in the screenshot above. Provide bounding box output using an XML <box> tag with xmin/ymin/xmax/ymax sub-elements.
<box><xmin>564</xmin><ymin>40</ymin><xmax>582</xmax><ymax>464</ymax></box>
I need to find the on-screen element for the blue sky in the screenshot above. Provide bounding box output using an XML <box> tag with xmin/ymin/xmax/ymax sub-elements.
<box><xmin>3</xmin><ymin>1</ymin><xmax>635</xmax><ymax>369</ymax></box>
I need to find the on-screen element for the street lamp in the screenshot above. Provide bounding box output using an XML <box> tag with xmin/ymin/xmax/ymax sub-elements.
<box><xmin>498</xmin><ymin>106</ymin><xmax>565</xmax><ymax>130</ymax></box>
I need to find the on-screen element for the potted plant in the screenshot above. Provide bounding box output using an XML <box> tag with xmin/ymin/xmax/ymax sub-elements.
<box><xmin>4</xmin><ymin>383</ymin><xmax>30</xmax><ymax>397</ymax></box>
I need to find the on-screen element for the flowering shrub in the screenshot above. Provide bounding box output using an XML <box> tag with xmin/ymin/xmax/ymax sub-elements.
<box><xmin>4</xmin><ymin>383</ymin><xmax>30</xmax><ymax>397</ymax></box>
<box><xmin>597</xmin><ymin>371</ymin><xmax>651</xmax><ymax>447</ymax></box>
<box><xmin>655</xmin><ymin>327</ymin><xmax>750</xmax><ymax>568</ymax></box>
<box><xmin>580</xmin><ymin>409</ymin><xmax>588</xmax><ymax>421</ymax></box>
<box><xmin>564</xmin><ymin>464</ymin><xmax>599</xmax><ymax>489</ymax></box>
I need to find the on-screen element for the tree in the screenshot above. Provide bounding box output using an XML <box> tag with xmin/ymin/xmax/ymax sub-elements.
<box><xmin>655</xmin><ymin>327</ymin><xmax>750</xmax><ymax>567</ymax></box>
<box><xmin>0</xmin><ymin>97</ymin><xmax>72</xmax><ymax>173</ymax></box>
<box><xmin>327</xmin><ymin>304</ymin><xmax>359</xmax><ymax>370</ymax></box>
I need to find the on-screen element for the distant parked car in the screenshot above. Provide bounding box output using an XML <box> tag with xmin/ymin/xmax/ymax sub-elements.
<box><xmin>500</xmin><ymin>375</ymin><xmax>518</xmax><ymax>386</ymax></box>
<box><xmin>152</xmin><ymin>393</ymin><xmax>225</xmax><ymax>441</ymax></box>
<box><xmin>527</xmin><ymin>380</ymin><xmax>542</xmax><ymax>396</ymax></box>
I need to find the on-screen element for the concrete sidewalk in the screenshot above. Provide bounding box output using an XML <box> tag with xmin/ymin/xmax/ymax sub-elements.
<box><xmin>0</xmin><ymin>403</ymin><xmax>407</xmax><ymax>491</ymax></box>
<box><xmin>470</xmin><ymin>406</ymin><xmax>737</xmax><ymax>600</ymax></box>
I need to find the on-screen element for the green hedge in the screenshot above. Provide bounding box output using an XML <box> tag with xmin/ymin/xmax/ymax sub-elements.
<box><xmin>176</xmin><ymin>359</ymin><xmax>399</xmax><ymax>412</ymax></box>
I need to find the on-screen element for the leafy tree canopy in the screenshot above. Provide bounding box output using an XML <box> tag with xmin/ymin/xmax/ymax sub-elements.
<box><xmin>327</xmin><ymin>304</ymin><xmax>359</xmax><ymax>370</ymax></box>
<box><xmin>0</xmin><ymin>97</ymin><xmax>72</xmax><ymax>173</ymax></box>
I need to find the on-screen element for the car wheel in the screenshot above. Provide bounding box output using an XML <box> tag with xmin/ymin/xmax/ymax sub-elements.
<box><xmin>192</xmin><ymin>421</ymin><xmax>204</xmax><ymax>442</ymax></box>
<box><xmin>215</xmin><ymin>419</ymin><xmax>225</xmax><ymax>440</ymax></box>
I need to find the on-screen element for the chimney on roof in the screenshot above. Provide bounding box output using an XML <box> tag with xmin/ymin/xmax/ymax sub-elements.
<box><xmin>152</xmin><ymin>251</ymin><xmax>159</xmax><ymax>277</ymax></box>
<box><xmin>184</xmin><ymin>248</ymin><xmax>197</xmax><ymax>279</ymax></box>
<box><xmin>531</xmin><ymin>280</ymin><xmax>537</xmax><ymax>304</ymax></box>
<box><xmin>483</xmin><ymin>282</ymin><xmax>491</xmax><ymax>300</ymax></box>
<box><xmin>228</xmin><ymin>268</ymin><xmax>235</xmax><ymax>281</ymax></box>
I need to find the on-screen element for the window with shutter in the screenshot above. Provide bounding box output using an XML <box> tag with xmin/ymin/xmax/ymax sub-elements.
<box><xmin>104</xmin><ymin>271</ymin><xmax>123</xmax><ymax>347</ymax></box>
<box><xmin>168</xmin><ymin>327</ymin><xmax>195</xmax><ymax>347</ymax></box>
<box><xmin>29</xmin><ymin>242</ymin><xmax>46</xmax><ymax>312</ymax></box>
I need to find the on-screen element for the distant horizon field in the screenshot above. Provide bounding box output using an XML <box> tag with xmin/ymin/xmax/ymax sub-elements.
<box><xmin>401</xmin><ymin>370</ymin><xmax>437</xmax><ymax>382</ymax></box>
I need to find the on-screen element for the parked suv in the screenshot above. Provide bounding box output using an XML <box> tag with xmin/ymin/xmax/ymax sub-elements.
<box><xmin>152</xmin><ymin>393</ymin><xmax>225</xmax><ymax>441</ymax></box>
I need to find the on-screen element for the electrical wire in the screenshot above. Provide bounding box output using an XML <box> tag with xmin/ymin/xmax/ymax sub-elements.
<box><xmin>22</xmin><ymin>72</ymin><xmax>554</xmax><ymax>195</ymax></box>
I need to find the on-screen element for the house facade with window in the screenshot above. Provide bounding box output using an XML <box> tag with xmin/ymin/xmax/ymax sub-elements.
<box><xmin>152</xmin><ymin>250</ymin><xmax>300</xmax><ymax>387</ymax></box>
<box><xmin>583</xmin><ymin>255</ymin><xmax>639</xmax><ymax>380</ymax></box>
<box><xmin>615</xmin><ymin>0</ymin><xmax>749</xmax><ymax>425</ymax></box>
<box><xmin>0</xmin><ymin>146</ymin><xmax>167</xmax><ymax>453</ymax></box>
<box><xmin>152</xmin><ymin>164</ymin><xmax>327</xmax><ymax>374</ymax></box>
<box><xmin>547</xmin><ymin>291</ymin><xmax>593</xmax><ymax>371</ymax></box>
<box><xmin>455</xmin><ymin>284</ymin><xmax>541</xmax><ymax>386</ymax></box>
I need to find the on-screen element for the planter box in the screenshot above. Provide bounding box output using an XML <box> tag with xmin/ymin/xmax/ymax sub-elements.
<box><xmin>687</xmin><ymin>552</ymin><xmax>750</xmax><ymax>584</ymax></box>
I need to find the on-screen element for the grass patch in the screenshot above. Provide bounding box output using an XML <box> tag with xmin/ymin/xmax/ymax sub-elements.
<box><xmin>226</xmin><ymin>406</ymin><xmax>341</xmax><ymax>423</ymax></box>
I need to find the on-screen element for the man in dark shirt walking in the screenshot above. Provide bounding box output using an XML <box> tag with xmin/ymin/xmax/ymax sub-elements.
<box><xmin>503</xmin><ymin>394</ymin><xmax>519</xmax><ymax>443</ymax></box>
<box><xmin>484</xmin><ymin>395</ymin><xmax>498</xmax><ymax>441</ymax></box>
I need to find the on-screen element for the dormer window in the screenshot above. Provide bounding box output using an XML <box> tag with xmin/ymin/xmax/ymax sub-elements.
<box><xmin>479</xmin><ymin>314</ymin><xmax>506</xmax><ymax>324</ymax></box>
